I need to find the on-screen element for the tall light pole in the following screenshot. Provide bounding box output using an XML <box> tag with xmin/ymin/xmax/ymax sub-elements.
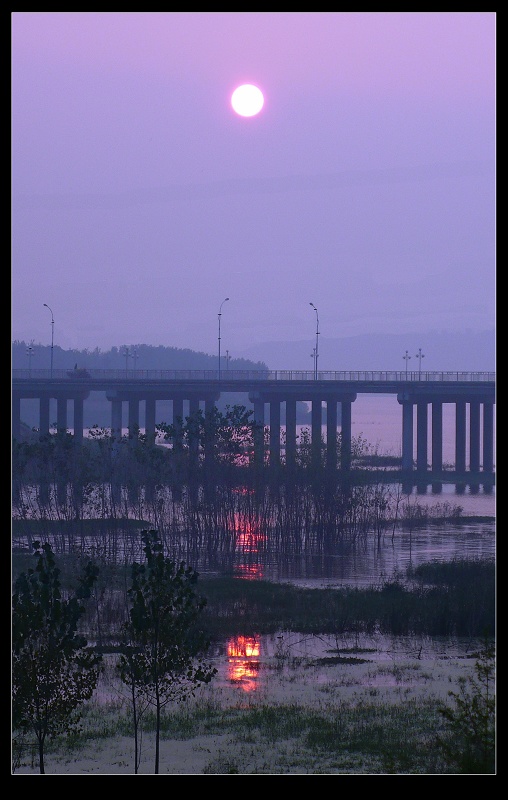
<box><xmin>123</xmin><ymin>346</ymin><xmax>132</xmax><ymax>376</ymax></box>
<box><xmin>43</xmin><ymin>303</ymin><xmax>54</xmax><ymax>377</ymax></box>
<box><xmin>403</xmin><ymin>350</ymin><xmax>411</xmax><ymax>379</ymax></box>
<box><xmin>26</xmin><ymin>341</ymin><xmax>35</xmax><ymax>376</ymax></box>
<box><xmin>309</xmin><ymin>303</ymin><xmax>319</xmax><ymax>380</ymax></box>
<box><xmin>218</xmin><ymin>297</ymin><xmax>229</xmax><ymax>380</ymax></box>
<box><xmin>415</xmin><ymin>348</ymin><xmax>425</xmax><ymax>380</ymax></box>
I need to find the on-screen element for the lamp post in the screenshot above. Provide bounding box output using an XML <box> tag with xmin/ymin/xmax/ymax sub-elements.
<box><xmin>224</xmin><ymin>350</ymin><xmax>231</xmax><ymax>371</ymax></box>
<box><xmin>415</xmin><ymin>348</ymin><xmax>425</xmax><ymax>380</ymax></box>
<box><xmin>309</xmin><ymin>303</ymin><xmax>319</xmax><ymax>380</ymax></box>
<box><xmin>218</xmin><ymin>297</ymin><xmax>229</xmax><ymax>380</ymax></box>
<box><xmin>123</xmin><ymin>346</ymin><xmax>132</xmax><ymax>376</ymax></box>
<box><xmin>132</xmin><ymin>347</ymin><xmax>139</xmax><ymax>370</ymax></box>
<box><xmin>26</xmin><ymin>341</ymin><xmax>35</xmax><ymax>376</ymax></box>
<box><xmin>403</xmin><ymin>350</ymin><xmax>411</xmax><ymax>379</ymax></box>
<box><xmin>43</xmin><ymin>303</ymin><xmax>54</xmax><ymax>377</ymax></box>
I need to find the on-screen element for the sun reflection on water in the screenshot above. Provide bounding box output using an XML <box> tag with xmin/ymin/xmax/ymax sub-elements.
<box><xmin>226</xmin><ymin>635</ymin><xmax>261</xmax><ymax>692</ymax></box>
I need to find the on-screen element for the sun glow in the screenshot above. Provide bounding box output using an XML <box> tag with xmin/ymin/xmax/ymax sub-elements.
<box><xmin>231</xmin><ymin>84</ymin><xmax>264</xmax><ymax>117</ymax></box>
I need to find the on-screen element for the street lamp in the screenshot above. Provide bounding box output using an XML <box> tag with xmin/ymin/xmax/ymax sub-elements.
<box><xmin>224</xmin><ymin>350</ymin><xmax>231</xmax><ymax>371</ymax></box>
<box><xmin>26</xmin><ymin>341</ymin><xmax>35</xmax><ymax>376</ymax></box>
<box><xmin>43</xmin><ymin>303</ymin><xmax>54</xmax><ymax>377</ymax></box>
<box><xmin>415</xmin><ymin>348</ymin><xmax>425</xmax><ymax>380</ymax></box>
<box><xmin>403</xmin><ymin>350</ymin><xmax>411</xmax><ymax>379</ymax></box>
<box><xmin>309</xmin><ymin>303</ymin><xmax>319</xmax><ymax>380</ymax></box>
<box><xmin>218</xmin><ymin>298</ymin><xmax>229</xmax><ymax>380</ymax></box>
<box><xmin>123</xmin><ymin>346</ymin><xmax>132</xmax><ymax>376</ymax></box>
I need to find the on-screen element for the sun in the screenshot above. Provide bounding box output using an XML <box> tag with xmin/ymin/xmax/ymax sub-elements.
<box><xmin>231</xmin><ymin>84</ymin><xmax>264</xmax><ymax>117</ymax></box>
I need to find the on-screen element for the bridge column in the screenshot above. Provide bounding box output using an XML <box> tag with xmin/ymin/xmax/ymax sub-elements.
<box><xmin>400</xmin><ymin>399</ymin><xmax>414</xmax><ymax>471</ymax></box>
<box><xmin>269</xmin><ymin>401</ymin><xmax>281</xmax><ymax>467</ymax></box>
<box><xmin>416</xmin><ymin>401</ymin><xmax>428</xmax><ymax>473</ymax></box>
<box><xmin>201</xmin><ymin>397</ymin><xmax>215</xmax><ymax>467</ymax></box>
<box><xmin>431</xmin><ymin>401</ymin><xmax>443</xmax><ymax>472</ymax></box>
<box><xmin>12</xmin><ymin>395</ymin><xmax>21</xmax><ymax>441</ymax></box>
<box><xmin>57</xmin><ymin>398</ymin><xmax>68</xmax><ymax>434</ymax></box>
<box><xmin>145</xmin><ymin>397</ymin><xmax>156</xmax><ymax>444</ymax></box>
<box><xmin>483</xmin><ymin>401</ymin><xmax>494</xmax><ymax>473</ymax></box>
<box><xmin>285</xmin><ymin>398</ymin><xmax>297</xmax><ymax>470</ymax></box>
<box><xmin>469</xmin><ymin>401</ymin><xmax>481</xmax><ymax>472</ymax></box>
<box><xmin>341</xmin><ymin>400</ymin><xmax>353</xmax><ymax>471</ymax></box>
<box><xmin>187</xmin><ymin>398</ymin><xmax>200</xmax><ymax>467</ymax></box>
<box><xmin>326</xmin><ymin>399</ymin><xmax>338</xmax><ymax>471</ymax></box>
<box><xmin>455</xmin><ymin>401</ymin><xmax>466</xmax><ymax>473</ymax></box>
<box><xmin>73</xmin><ymin>398</ymin><xmax>84</xmax><ymax>445</ymax></box>
<box><xmin>311</xmin><ymin>400</ymin><xmax>322</xmax><ymax>469</ymax></box>
<box><xmin>251</xmin><ymin>396</ymin><xmax>265</xmax><ymax>466</ymax></box>
<box><xmin>39</xmin><ymin>396</ymin><xmax>50</xmax><ymax>436</ymax></box>
<box><xmin>111</xmin><ymin>399</ymin><xmax>123</xmax><ymax>443</ymax></box>
<box><xmin>128</xmin><ymin>398</ymin><xmax>140</xmax><ymax>442</ymax></box>
<box><xmin>173</xmin><ymin>398</ymin><xmax>184</xmax><ymax>448</ymax></box>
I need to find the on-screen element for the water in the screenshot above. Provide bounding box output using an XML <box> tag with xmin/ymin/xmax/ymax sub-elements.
<box><xmin>30</xmin><ymin>389</ymin><xmax>497</xmax><ymax>587</ymax></box>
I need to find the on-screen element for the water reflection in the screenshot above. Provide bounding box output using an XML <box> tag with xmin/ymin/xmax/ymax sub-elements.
<box><xmin>226</xmin><ymin>635</ymin><xmax>261</xmax><ymax>692</ymax></box>
<box><xmin>12</xmin><ymin>481</ymin><xmax>495</xmax><ymax>590</ymax></box>
<box><xmin>234</xmin><ymin>507</ymin><xmax>267</xmax><ymax>579</ymax></box>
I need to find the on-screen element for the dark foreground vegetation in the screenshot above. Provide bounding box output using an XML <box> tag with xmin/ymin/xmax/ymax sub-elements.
<box><xmin>12</xmin><ymin>536</ymin><xmax>495</xmax><ymax>774</ymax></box>
<box><xmin>198</xmin><ymin>559</ymin><xmax>495</xmax><ymax>639</ymax></box>
<box><xmin>12</xmin><ymin>408</ymin><xmax>495</xmax><ymax>773</ymax></box>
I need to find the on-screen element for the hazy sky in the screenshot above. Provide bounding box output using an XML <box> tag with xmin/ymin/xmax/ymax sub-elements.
<box><xmin>11</xmin><ymin>12</ymin><xmax>496</xmax><ymax>361</ymax></box>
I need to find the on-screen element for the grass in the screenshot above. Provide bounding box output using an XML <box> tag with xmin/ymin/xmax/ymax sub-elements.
<box><xmin>23</xmin><ymin>676</ymin><xmax>464</xmax><ymax>774</ymax></box>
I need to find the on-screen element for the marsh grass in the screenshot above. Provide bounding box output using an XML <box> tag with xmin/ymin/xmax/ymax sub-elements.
<box><xmin>12</xmin><ymin>557</ymin><xmax>495</xmax><ymax>774</ymax></box>
<box><xmin>36</xmin><ymin>687</ymin><xmax>456</xmax><ymax>774</ymax></box>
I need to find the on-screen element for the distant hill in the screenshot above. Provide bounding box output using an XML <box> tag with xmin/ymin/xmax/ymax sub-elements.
<box><xmin>238</xmin><ymin>330</ymin><xmax>496</xmax><ymax>373</ymax></box>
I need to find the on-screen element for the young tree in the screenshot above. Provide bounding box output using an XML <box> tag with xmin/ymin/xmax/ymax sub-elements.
<box><xmin>12</xmin><ymin>542</ymin><xmax>102</xmax><ymax>774</ymax></box>
<box><xmin>118</xmin><ymin>530</ymin><xmax>217</xmax><ymax>774</ymax></box>
<box><xmin>438</xmin><ymin>637</ymin><xmax>496</xmax><ymax>773</ymax></box>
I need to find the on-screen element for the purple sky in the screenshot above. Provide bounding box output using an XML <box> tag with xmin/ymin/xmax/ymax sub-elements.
<box><xmin>11</xmin><ymin>12</ymin><xmax>496</xmax><ymax>363</ymax></box>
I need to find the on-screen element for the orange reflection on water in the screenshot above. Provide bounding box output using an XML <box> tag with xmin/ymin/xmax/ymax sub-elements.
<box><xmin>234</xmin><ymin>563</ymin><xmax>264</xmax><ymax>580</ymax></box>
<box><xmin>227</xmin><ymin>635</ymin><xmax>261</xmax><ymax>692</ymax></box>
<box><xmin>234</xmin><ymin>509</ymin><xmax>267</xmax><ymax>580</ymax></box>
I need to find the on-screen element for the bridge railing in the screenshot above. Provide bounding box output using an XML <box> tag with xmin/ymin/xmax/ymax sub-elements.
<box><xmin>12</xmin><ymin>369</ymin><xmax>496</xmax><ymax>382</ymax></box>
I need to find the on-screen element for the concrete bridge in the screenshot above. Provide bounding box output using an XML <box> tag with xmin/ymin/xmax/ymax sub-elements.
<box><xmin>12</xmin><ymin>369</ymin><xmax>495</xmax><ymax>476</ymax></box>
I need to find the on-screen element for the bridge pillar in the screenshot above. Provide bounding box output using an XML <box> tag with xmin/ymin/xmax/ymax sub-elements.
<box><xmin>110</xmin><ymin>399</ymin><xmax>123</xmax><ymax>443</ymax></box>
<box><xmin>57</xmin><ymin>397</ymin><xmax>68</xmax><ymax>433</ymax></box>
<box><xmin>39</xmin><ymin>396</ymin><xmax>50</xmax><ymax>436</ymax></box>
<box><xmin>145</xmin><ymin>397</ymin><xmax>156</xmax><ymax>444</ymax></box>
<box><xmin>251</xmin><ymin>396</ymin><xmax>265</xmax><ymax>466</ymax></box>
<box><xmin>38</xmin><ymin>396</ymin><xmax>50</xmax><ymax>436</ymax></box>
<box><xmin>455</xmin><ymin>401</ymin><xmax>466</xmax><ymax>473</ymax></box>
<box><xmin>269</xmin><ymin>401</ymin><xmax>281</xmax><ymax>467</ymax></box>
<box><xmin>341</xmin><ymin>400</ymin><xmax>353</xmax><ymax>471</ymax></box>
<box><xmin>469</xmin><ymin>401</ymin><xmax>481</xmax><ymax>472</ymax></box>
<box><xmin>400</xmin><ymin>399</ymin><xmax>414</xmax><ymax>471</ymax></box>
<box><xmin>128</xmin><ymin>398</ymin><xmax>140</xmax><ymax>442</ymax></box>
<box><xmin>311</xmin><ymin>399</ymin><xmax>322</xmax><ymax>469</ymax></box>
<box><xmin>73</xmin><ymin>398</ymin><xmax>84</xmax><ymax>445</ymax></box>
<box><xmin>431</xmin><ymin>401</ymin><xmax>443</xmax><ymax>472</ymax></box>
<box><xmin>285</xmin><ymin>398</ymin><xmax>297</xmax><ymax>469</ymax></box>
<box><xmin>326</xmin><ymin>399</ymin><xmax>338</xmax><ymax>471</ymax></box>
<box><xmin>416</xmin><ymin>401</ymin><xmax>428</xmax><ymax>473</ymax></box>
<box><xmin>172</xmin><ymin>398</ymin><xmax>184</xmax><ymax>445</ymax></box>
<box><xmin>483</xmin><ymin>401</ymin><xmax>494</xmax><ymax>472</ymax></box>
<box><xmin>188</xmin><ymin>398</ymin><xmax>200</xmax><ymax>466</ymax></box>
